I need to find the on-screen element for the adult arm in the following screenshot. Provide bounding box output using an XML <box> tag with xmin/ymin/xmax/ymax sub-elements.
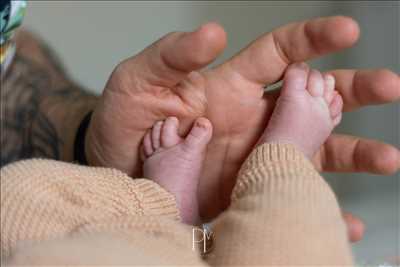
<box><xmin>0</xmin><ymin>29</ymin><xmax>97</xmax><ymax>166</ymax></box>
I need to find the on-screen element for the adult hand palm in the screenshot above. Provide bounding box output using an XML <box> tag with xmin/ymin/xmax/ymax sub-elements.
<box><xmin>87</xmin><ymin>17</ymin><xmax>399</xmax><ymax>222</ymax></box>
<box><xmin>89</xmin><ymin>64</ymin><xmax>270</xmax><ymax>219</ymax></box>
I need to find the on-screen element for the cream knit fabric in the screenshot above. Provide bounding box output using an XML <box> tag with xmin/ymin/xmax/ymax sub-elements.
<box><xmin>210</xmin><ymin>143</ymin><xmax>353</xmax><ymax>266</ymax></box>
<box><xmin>1</xmin><ymin>143</ymin><xmax>353</xmax><ymax>266</ymax></box>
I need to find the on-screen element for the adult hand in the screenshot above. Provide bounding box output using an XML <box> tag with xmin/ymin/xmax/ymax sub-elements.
<box><xmin>85</xmin><ymin>16</ymin><xmax>399</xmax><ymax>241</ymax></box>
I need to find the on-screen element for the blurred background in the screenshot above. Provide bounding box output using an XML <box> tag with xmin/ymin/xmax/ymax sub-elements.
<box><xmin>23</xmin><ymin>1</ymin><xmax>399</xmax><ymax>265</ymax></box>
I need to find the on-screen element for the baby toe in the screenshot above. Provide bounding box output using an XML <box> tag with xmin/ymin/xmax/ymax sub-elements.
<box><xmin>281</xmin><ymin>63</ymin><xmax>309</xmax><ymax>96</ymax></box>
<box><xmin>307</xmin><ymin>69</ymin><xmax>324</xmax><ymax>97</ymax></box>
<box><xmin>161</xmin><ymin>117</ymin><xmax>182</xmax><ymax>148</ymax></box>
<box><xmin>143</xmin><ymin>130</ymin><xmax>154</xmax><ymax>156</ymax></box>
<box><xmin>182</xmin><ymin>117</ymin><xmax>213</xmax><ymax>150</ymax></box>
<box><xmin>140</xmin><ymin>144</ymin><xmax>147</xmax><ymax>162</ymax></box>
<box><xmin>333</xmin><ymin>113</ymin><xmax>343</xmax><ymax>127</ymax></box>
<box><xmin>323</xmin><ymin>73</ymin><xmax>335</xmax><ymax>104</ymax></box>
<box><xmin>151</xmin><ymin>121</ymin><xmax>163</xmax><ymax>150</ymax></box>
<box><xmin>329</xmin><ymin>91</ymin><xmax>344</xmax><ymax>120</ymax></box>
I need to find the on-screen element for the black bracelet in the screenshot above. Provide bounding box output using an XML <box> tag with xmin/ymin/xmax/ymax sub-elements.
<box><xmin>74</xmin><ymin>111</ymin><xmax>92</xmax><ymax>165</ymax></box>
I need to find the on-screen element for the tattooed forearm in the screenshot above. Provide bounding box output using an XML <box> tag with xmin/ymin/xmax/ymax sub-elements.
<box><xmin>1</xmin><ymin>55</ymin><xmax>59</xmax><ymax>165</ymax></box>
<box><xmin>1</xmin><ymin>33</ymin><xmax>98</xmax><ymax>167</ymax></box>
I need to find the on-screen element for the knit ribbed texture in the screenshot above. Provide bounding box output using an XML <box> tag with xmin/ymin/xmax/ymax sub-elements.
<box><xmin>1</xmin><ymin>144</ymin><xmax>353</xmax><ymax>266</ymax></box>
<box><xmin>209</xmin><ymin>143</ymin><xmax>353</xmax><ymax>266</ymax></box>
<box><xmin>233</xmin><ymin>142</ymin><xmax>316</xmax><ymax>200</ymax></box>
<box><xmin>1</xmin><ymin>159</ymin><xmax>179</xmax><ymax>259</ymax></box>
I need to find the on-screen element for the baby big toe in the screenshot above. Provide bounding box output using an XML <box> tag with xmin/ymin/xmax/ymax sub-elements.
<box><xmin>183</xmin><ymin>117</ymin><xmax>213</xmax><ymax>150</ymax></box>
<box><xmin>281</xmin><ymin>63</ymin><xmax>309</xmax><ymax>96</ymax></box>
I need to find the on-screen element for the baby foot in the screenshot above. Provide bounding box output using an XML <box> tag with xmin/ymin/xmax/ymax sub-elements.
<box><xmin>141</xmin><ymin>117</ymin><xmax>213</xmax><ymax>225</ymax></box>
<box><xmin>259</xmin><ymin>63</ymin><xmax>343</xmax><ymax>159</ymax></box>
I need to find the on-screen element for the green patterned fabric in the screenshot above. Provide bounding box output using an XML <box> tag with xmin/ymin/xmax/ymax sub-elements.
<box><xmin>1</xmin><ymin>0</ymin><xmax>26</xmax><ymax>76</ymax></box>
<box><xmin>1</xmin><ymin>0</ymin><xmax>26</xmax><ymax>44</ymax></box>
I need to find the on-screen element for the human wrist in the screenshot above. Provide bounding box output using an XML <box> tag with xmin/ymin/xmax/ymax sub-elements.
<box><xmin>35</xmin><ymin>85</ymin><xmax>98</xmax><ymax>163</ymax></box>
<box><xmin>59</xmin><ymin>95</ymin><xmax>97</xmax><ymax>162</ymax></box>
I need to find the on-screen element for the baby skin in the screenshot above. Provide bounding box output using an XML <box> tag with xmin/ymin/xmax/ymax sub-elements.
<box><xmin>141</xmin><ymin>63</ymin><xmax>343</xmax><ymax>224</ymax></box>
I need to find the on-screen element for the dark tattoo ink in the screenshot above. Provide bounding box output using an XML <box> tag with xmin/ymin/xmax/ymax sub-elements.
<box><xmin>1</xmin><ymin>53</ymin><xmax>92</xmax><ymax>167</ymax></box>
<box><xmin>1</xmin><ymin>55</ymin><xmax>61</xmax><ymax>166</ymax></box>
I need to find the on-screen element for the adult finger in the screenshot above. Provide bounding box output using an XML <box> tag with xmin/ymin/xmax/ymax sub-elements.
<box><xmin>116</xmin><ymin>22</ymin><xmax>226</xmax><ymax>89</ymax></box>
<box><xmin>313</xmin><ymin>133</ymin><xmax>400</xmax><ymax>175</ymax></box>
<box><xmin>327</xmin><ymin>69</ymin><xmax>399</xmax><ymax>111</ymax></box>
<box><xmin>220</xmin><ymin>16</ymin><xmax>359</xmax><ymax>86</ymax></box>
